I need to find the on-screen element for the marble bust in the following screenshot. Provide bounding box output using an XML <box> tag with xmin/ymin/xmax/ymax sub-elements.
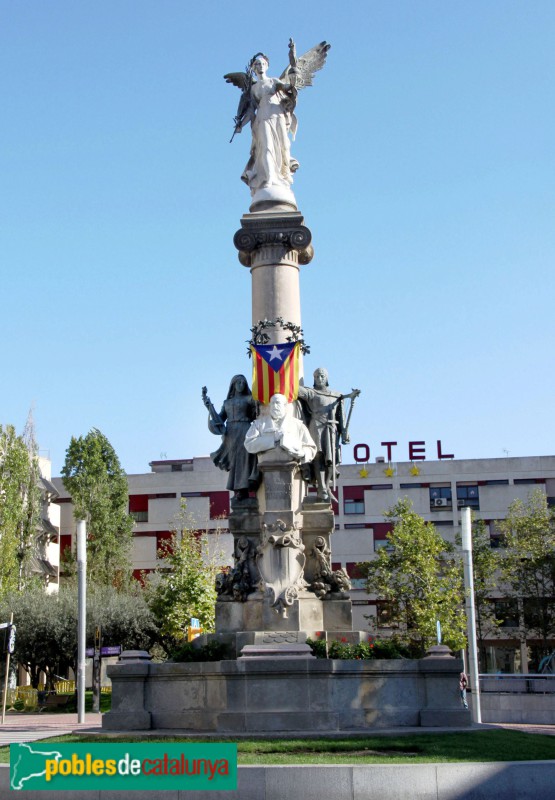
<box><xmin>244</xmin><ymin>393</ymin><xmax>317</xmax><ymax>464</ymax></box>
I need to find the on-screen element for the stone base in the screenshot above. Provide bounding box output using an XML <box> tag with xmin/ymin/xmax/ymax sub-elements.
<box><xmin>419</xmin><ymin>708</ymin><xmax>472</xmax><ymax>727</ymax></box>
<box><xmin>216</xmin><ymin>591</ymin><xmax>327</xmax><ymax>634</ymax></box>
<box><xmin>323</xmin><ymin>599</ymin><xmax>354</xmax><ymax>631</ymax></box>
<box><xmin>239</xmin><ymin>643</ymin><xmax>315</xmax><ymax>659</ymax></box>
<box><xmin>103</xmin><ymin>656</ymin><xmax>471</xmax><ymax>733</ymax></box>
<box><xmin>249</xmin><ymin>185</ymin><xmax>297</xmax><ymax>213</ymax></box>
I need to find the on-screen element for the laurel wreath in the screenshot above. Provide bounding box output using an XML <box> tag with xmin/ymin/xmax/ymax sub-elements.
<box><xmin>247</xmin><ymin>317</ymin><xmax>310</xmax><ymax>356</ymax></box>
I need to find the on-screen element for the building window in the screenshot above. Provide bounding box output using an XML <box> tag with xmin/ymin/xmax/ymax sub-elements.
<box><xmin>400</xmin><ymin>483</ymin><xmax>422</xmax><ymax>489</ymax></box>
<box><xmin>483</xmin><ymin>480</ymin><xmax>509</xmax><ymax>486</ymax></box>
<box><xmin>372</xmin><ymin>522</ymin><xmax>394</xmax><ymax>547</ymax></box>
<box><xmin>374</xmin><ymin>540</ymin><xmax>394</xmax><ymax>552</ymax></box>
<box><xmin>457</xmin><ymin>485</ymin><xmax>479</xmax><ymax>510</ymax></box>
<box><xmin>345</xmin><ymin>562</ymin><xmax>365</xmax><ymax>578</ymax></box>
<box><xmin>343</xmin><ymin>486</ymin><xmax>365</xmax><ymax>515</ymax></box>
<box><xmin>208</xmin><ymin>491</ymin><xmax>230</xmax><ymax>519</ymax></box>
<box><xmin>514</xmin><ymin>478</ymin><xmax>545</xmax><ymax>485</ymax></box>
<box><xmin>156</xmin><ymin>531</ymin><xmax>173</xmax><ymax>555</ymax></box>
<box><xmin>345</xmin><ymin>562</ymin><xmax>366</xmax><ymax>590</ymax></box>
<box><xmin>429</xmin><ymin>486</ymin><xmax>452</xmax><ymax>510</ymax></box>
<box><xmin>129</xmin><ymin>494</ymin><xmax>148</xmax><ymax>523</ymax></box>
<box><xmin>494</xmin><ymin>599</ymin><xmax>519</xmax><ymax>628</ymax></box>
<box><xmin>60</xmin><ymin>534</ymin><xmax>72</xmax><ymax>557</ymax></box>
<box><xmin>344</xmin><ymin>499</ymin><xmax>365</xmax><ymax>515</ymax></box>
<box><xmin>489</xmin><ymin>521</ymin><xmax>506</xmax><ymax>548</ymax></box>
<box><xmin>524</xmin><ymin>598</ymin><xmax>555</xmax><ymax>629</ymax></box>
<box><xmin>132</xmin><ymin>568</ymin><xmax>155</xmax><ymax>586</ymax></box>
<box><xmin>171</xmin><ymin>464</ymin><xmax>183</xmax><ymax>472</ymax></box>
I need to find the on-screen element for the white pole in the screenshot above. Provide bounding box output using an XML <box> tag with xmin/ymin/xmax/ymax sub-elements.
<box><xmin>461</xmin><ymin>506</ymin><xmax>482</xmax><ymax>723</ymax></box>
<box><xmin>1</xmin><ymin>613</ymin><xmax>14</xmax><ymax>724</ymax></box>
<box><xmin>76</xmin><ymin>519</ymin><xmax>87</xmax><ymax>724</ymax></box>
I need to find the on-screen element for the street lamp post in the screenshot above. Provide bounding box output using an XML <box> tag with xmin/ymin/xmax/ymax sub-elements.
<box><xmin>461</xmin><ymin>506</ymin><xmax>482</xmax><ymax>723</ymax></box>
<box><xmin>76</xmin><ymin>519</ymin><xmax>87</xmax><ymax>724</ymax></box>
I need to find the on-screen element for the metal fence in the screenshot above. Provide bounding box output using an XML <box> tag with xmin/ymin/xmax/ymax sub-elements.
<box><xmin>479</xmin><ymin>674</ymin><xmax>555</xmax><ymax>694</ymax></box>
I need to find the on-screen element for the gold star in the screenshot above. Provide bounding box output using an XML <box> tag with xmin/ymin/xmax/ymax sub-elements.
<box><xmin>358</xmin><ymin>466</ymin><xmax>369</xmax><ymax>478</ymax></box>
<box><xmin>384</xmin><ymin>466</ymin><xmax>395</xmax><ymax>477</ymax></box>
<box><xmin>410</xmin><ymin>464</ymin><xmax>421</xmax><ymax>476</ymax></box>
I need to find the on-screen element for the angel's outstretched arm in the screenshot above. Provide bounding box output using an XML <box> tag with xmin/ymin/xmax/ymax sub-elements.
<box><xmin>280</xmin><ymin>41</ymin><xmax>331</xmax><ymax>90</ymax></box>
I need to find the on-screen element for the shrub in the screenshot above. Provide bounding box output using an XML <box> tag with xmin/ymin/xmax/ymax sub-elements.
<box><xmin>169</xmin><ymin>640</ymin><xmax>230</xmax><ymax>662</ymax></box>
<box><xmin>306</xmin><ymin>636</ymin><xmax>415</xmax><ymax>660</ymax></box>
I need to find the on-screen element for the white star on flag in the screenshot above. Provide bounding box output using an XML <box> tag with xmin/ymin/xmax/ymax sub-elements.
<box><xmin>266</xmin><ymin>345</ymin><xmax>284</xmax><ymax>362</ymax></box>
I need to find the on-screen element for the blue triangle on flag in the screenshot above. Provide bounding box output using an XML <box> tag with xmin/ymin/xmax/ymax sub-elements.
<box><xmin>254</xmin><ymin>342</ymin><xmax>296</xmax><ymax>366</ymax></box>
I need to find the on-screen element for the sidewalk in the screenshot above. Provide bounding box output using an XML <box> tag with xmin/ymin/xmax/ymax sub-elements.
<box><xmin>0</xmin><ymin>712</ymin><xmax>102</xmax><ymax>746</ymax></box>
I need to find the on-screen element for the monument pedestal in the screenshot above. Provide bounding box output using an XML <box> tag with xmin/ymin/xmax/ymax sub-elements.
<box><xmin>213</xmin><ymin>436</ymin><xmax>357</xmax><ymax>653</ymax></box>
<box><xmin>104</xmin><ymin>653</ymin><xmax>471</xmax><ymax>732</ymax></box>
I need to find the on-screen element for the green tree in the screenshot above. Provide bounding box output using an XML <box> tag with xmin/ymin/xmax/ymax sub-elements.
<box><xmin>88</xmin><ymin>584</ymin><xmax>158</xmax><ymax>655</ymax></box>
<box><xmin>61</xmin><ymin>428</ymin><xmax>134</xmax><ymax>588</ymax></box>
<box><xmin>0</xmin><ymin>584</ymin><xmax>157</xmax><ymax>688</ymax></box>
<box><xmin>359</xmin><ymin>499</ymin><xmax>467</xmax><ymax>656</ymax></box>
<box><xmin>0</xmin><ymin>423</ymin><xmax>41</xmax><ymax>601</ymax></box>
<box><xmin>498</xmin><ymin>489</ymin><xmax>555</xmax><ymax>659</ymax></box>
<box><xmin>1</xmin><ymin>586</ymin><xmax>71</xmax><ymax>688</ymax></box>
<box><xmin>147</xmin><ymin>501</ymin><xmax>224</xmax><ymax>652</ymax></box>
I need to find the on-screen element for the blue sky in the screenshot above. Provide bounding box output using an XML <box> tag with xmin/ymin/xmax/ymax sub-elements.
<box><xmin>2</xmin><ymin>1</ymin><xmax>554</xmax><ymax>476</ymax></box>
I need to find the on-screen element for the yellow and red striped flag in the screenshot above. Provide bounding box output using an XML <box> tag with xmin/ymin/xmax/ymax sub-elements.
<box><xmin>251</xmin><ymin>342</ymin><xmax>300</xmax><ymax>404</ymax></box>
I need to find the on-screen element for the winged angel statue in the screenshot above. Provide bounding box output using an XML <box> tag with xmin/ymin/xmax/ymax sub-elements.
<box><xmin>224</xmin><ymin>39</ymin><xmax>330</xmax><ymax>209</ymax></box>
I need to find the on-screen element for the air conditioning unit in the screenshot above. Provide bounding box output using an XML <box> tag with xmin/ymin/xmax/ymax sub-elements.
<box><xmin>457</xmin><ymin>499</ymin><xmax>466</xmax><ymax>507</ymax></box>
<box><xmin>433</xmin><ymin>498</ymin><xmax>450</xmax><ymax>508</ymax></box>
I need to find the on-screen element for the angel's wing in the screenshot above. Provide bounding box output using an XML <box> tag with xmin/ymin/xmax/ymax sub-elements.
<box><xmin>280</xmin><ymin>41</ymin><xmax>331</xmax><ymax>90</ymax></box>
<box><xmin>223</xmin><ymin>72</ymin><xmax>250</xmax><ymax>91</ymax></box>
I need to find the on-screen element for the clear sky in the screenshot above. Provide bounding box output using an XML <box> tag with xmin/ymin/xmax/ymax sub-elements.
<box><xmin>2</xmin><ymin>1</ymin><xmax>554</xmax><ymax>476</ymax></box>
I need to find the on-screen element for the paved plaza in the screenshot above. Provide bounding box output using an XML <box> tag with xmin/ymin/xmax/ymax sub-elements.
<box><xmin>0</xmin><ymin>712</ymin><xmax>102</xmax><ymax>747</ymax></box>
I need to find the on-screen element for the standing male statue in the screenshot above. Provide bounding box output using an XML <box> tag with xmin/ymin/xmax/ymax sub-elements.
<box><xmin>298</xmin><ymin>368</ymin><xmax>360</xmax><ymax>502</ymax></box>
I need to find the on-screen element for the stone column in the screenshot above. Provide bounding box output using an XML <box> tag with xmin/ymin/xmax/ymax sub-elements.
<box><xmin>233</xmin><ymin>211</ymin><xmax>313</xmax><ymax>349</ymax></box>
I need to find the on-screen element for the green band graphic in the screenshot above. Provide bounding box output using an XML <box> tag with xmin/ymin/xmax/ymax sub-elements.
<box><xmin>10</xmin><ymin>742</ymin><xmax>237</xmax><ymax>791</ymax></box>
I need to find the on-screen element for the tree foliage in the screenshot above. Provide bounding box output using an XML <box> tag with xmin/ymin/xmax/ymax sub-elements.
<box><xmin>498</xmin><ymin>489</ymin><xmax>555</xmax><ymax>656</ymax></box>
<box><xmin>147</xmin><ymin>501</ymin><xmax>223</xmax><ymax>652</ymax></box>
<box><xmin>61</xmin><ymin>428</ymin><xmax>134</xmax><ymax>587</ymax></box>
<box><xmin>0</xmin><ymin>423</ymin><xmax>41</xmax><ymax>601</ymax></box>
<box><xmin>360</xmin><ymin>499</ymin><xmax>467</xmax><ymax>656</ymax></box>
<box><xmin>0</xmin><ymin>584</ymin><xmax>157</xmax><ymax>688</ymax></box>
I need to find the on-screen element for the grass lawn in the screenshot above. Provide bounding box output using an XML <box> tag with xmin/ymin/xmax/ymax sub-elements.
<box><xmin>1</xmin><ymin>730</ymin><xmax>554</xmax><ymax>765</ymax></box>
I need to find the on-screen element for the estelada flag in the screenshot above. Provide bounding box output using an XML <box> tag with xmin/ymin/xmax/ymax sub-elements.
<box><xmin>250</xmin><ymin>342</ymin><xmax>300</xmax><ymax>403</ymax></box>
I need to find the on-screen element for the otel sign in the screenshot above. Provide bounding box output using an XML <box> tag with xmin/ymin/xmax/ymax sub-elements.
<box><xmin>353</xmin><ymin>440</ymin><xmax>455</xmax><ymax>463</ymax></box>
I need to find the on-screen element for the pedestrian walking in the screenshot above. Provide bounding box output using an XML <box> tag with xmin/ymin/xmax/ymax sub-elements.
<box><xmin>459</xmin><ymin>671</ymin><xmax>469</xmax><ymax>709</ymax></box>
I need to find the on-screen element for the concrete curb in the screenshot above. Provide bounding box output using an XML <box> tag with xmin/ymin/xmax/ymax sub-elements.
<box><xmin>2</xmin><ymin>760</ymin><xmax>555</xmax><ymax>799</ymax></box>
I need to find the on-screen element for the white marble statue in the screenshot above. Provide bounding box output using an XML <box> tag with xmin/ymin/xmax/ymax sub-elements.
<box><xmin>244</xmin><ymin>393</ymin><xmax>317</xmax><ymax>464</ymax></box>
<box><xmin>224</xmin><ymin>39</ymin><xmax>330</xmax><ymax>208</ymax></box>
